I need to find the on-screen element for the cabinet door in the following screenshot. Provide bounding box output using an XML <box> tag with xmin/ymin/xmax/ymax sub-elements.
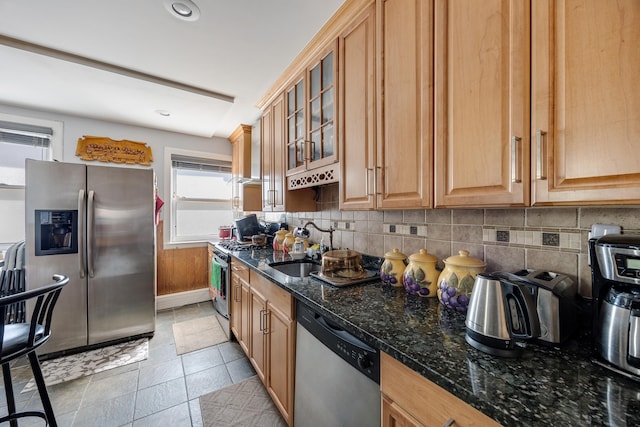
<box><xmin>285</xmin><ymin>76</ymin><xmax>307</xmax><ymax>175</ymax></box>
<box><xmin>271</xmin><ymin>95</ymin><xmax>286</xmax><ymax>211</ymax></box>
<box><xmin>377</xmin><ymin>0</ymin><xmax>433</xmax><ymax>209</ymax></box>
<box><xmin>249</xmin><ymin>287</ymin><xmax>267</xmax><ymax>382</ymax></box>
<box><xmin>261</xmin><ymin>106</ymin><xmax>274</xmax><ymax>211</ymax></box>
<box><xmin>266</xmin><ymin>302</ymin><xmax>294</xmax><ymax>425</ymax></box>
<box><xmin>339</xmin><ymin>2</ymin><xmax>377</xmax><ymax>210</ymax></box>
<box><xmin>307</xmin><ymin>44</ymin><xmax>338</xmax><ymax>170</ymax></box>
<box><xmin>531</xmin><ymin>0</ymin><xmax>640</xmax><ymax>205</ymax></box>
<box><xmin>261</xmin><ymin>94</ymin><xmax>287</xmax><ymax>211</ymax></box>
<box><xmin>382</xmin><ymin>395</ymin><xmax>424</xmax><ymax>427</ymax></box>
<box><xmin>434</xmin><ymin>0</ymin><xmax>530</xmax><ymax>207</ymax></box>
<box><xmin>230</xmin><ymin>272</ymin><xmax>242</xmax><ymax>342</ymax></box>
<box><xmin>239</xmin><ymin>281</ymin><xmax>251</xmax><ymax>356</ymax></box>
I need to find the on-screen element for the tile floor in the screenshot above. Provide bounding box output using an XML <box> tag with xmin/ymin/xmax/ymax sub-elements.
<box><xmin>1</xmin><ymin>301</ymin><xmax>256</xmax><ymax>427</ymax></box>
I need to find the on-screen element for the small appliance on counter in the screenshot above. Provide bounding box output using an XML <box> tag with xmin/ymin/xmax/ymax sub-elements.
<box><xmin>511</xmin><ymin>269</ymin><xmax>579</xmax><ymax>345</ymax></box>
<box><xmin>234</xmin><ymin>214</ymin><xmax>261</xmax><ymax>242</ymax></box>
<box><xmin>465</xmin><ymin>272</ymin><xmax>540</xmax><ymax>357</ymax></box>
<box><xmin>465</xmin><ymin>269</ymin><xmax>578</xmax><ymax>357</ymax></box>
<box><xmin>590</xmin><ymin>234</ymin><xmax>640</xmax><ymax>379</ymax></box>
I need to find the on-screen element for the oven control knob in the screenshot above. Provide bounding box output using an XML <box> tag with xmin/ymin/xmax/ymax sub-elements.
<box><xmin>357</xmin><ymin>354</ymin><xmax>373</xmax><ymax>371</ymax></box>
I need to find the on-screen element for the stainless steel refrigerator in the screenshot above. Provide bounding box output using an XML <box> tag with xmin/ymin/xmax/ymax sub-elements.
<box><xmin>25</xmin><ymin>159</ymin><xmax>156</xmax><ymax>356</ymax></box>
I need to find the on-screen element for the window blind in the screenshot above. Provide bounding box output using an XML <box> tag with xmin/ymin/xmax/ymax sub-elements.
<box><xmin>171</xmin><ymin>154</ymin><xmax>231</xmax><ymax>174</ymax></box>
<box><xmin>0</xmin><ymin>120</ymin><xmax>53</xmax><ymax>147</ymax></box>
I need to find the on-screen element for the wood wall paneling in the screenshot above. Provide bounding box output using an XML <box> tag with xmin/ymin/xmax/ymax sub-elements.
<box><xmin>156</xmin><ymin>222</ymin><xmax>208</xmax><ymax>296</ymax></box>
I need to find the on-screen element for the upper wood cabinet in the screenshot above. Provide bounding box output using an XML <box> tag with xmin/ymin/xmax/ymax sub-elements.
<box><xmin>261</xmin><ymin>94</ymin><xmax>316</xmax><ymax>212</ymax></box>
<box><xmin>531</xmin><ymin>0</ymin><xmax>640</xmax><ymax>205</ymax></box>
<box><xmin>339</xmin><ymin>1</ymin><xmax>377</xmax><ymax>210</ymax></box>
<box><xmin>229</xmin><ymin>124</ymin><xmax>252</xmax><ymax>179</ymax></box>
<box><xmin>340</xmin><ymin>0</ymin><xmax>432</xmax><ymax>210</ymax></box>
<box><xmin>228</xmin><ymin>124</ymin><xmax>261</xmax><ymax>212</ymax></box>
<box><xmin>285</xmin><ymin>44</ymin><xmax>338</xmax><ymax>176</ymax></box>
<box><xmin>434</xmin><ymin>0</ymin><xmax>530</xmax><ymax>208</ymax></box>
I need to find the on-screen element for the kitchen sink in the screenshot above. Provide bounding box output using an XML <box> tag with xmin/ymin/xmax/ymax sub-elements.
<box><xmin>268</xmin><ymin>260</ymin><xmax>321</xmax><ymax>278</ymax></box>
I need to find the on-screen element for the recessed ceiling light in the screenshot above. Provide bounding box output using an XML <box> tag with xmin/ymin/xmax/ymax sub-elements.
<box><xmin>163</xmin><ymin>0</ymin><xmax>200</xmax><ymax>22</ymax></box>
<box><xmin>172</xmin><ymin>3</ymin><xmax>192</xmax><ymax>17</ymax></box>
<box><xmin>155</xmin><ymin>109</ymin><xmax>171</xmax><ymax>117</ymax></box>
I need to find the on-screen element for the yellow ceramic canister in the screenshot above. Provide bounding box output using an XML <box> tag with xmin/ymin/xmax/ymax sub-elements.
<box><xmin>380</xmin><ymin>248</ymin><xmax>407</xmax><ymax>287</ymax></box>
<box><xmin>282</xmin><ymin>232</ymin><xmax>296</xmax><ymax>253</ymax></box>
<box><xmin>436</xmin><ymin>250</ymin><xmax>486</xmax><ymax>313</ymax></box>
<box><xmin>403</xmin><ymin>249</ymin><xmax>439</xmax><ymax>297</ymax></box>
<box><xmin>273</xmin><ymin>228</ymin><xmax>288</xmax><ymax>251</ymax></box>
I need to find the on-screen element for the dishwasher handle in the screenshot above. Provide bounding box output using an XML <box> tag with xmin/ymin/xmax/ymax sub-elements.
<box><xmin>314</xmin><ymin>315</ymin><xmax>375</xmax><ymax>352</ymax></box>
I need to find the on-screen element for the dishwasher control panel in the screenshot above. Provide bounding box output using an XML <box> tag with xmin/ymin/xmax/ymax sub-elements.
<box><xmin>296</xmin><ymin>300</ymin><xmax>380</xmax><ymax>383</ymax></box>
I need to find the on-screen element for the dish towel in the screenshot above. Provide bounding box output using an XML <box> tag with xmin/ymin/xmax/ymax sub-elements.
<box><xmin>211</xmin><ymin>259</ymin><xmax>221</xmax><ymax>292</ymax></box>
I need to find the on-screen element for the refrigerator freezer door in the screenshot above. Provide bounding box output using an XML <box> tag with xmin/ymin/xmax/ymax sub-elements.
<box><xmin>25</xmin><ymin>159</ymin><xmax>89</xmax><ymax>353</ymax></box>
<box><xmin>86</xmin><ymin>165</ymin><xmax>156</xmax><ymax>344</ymax></box>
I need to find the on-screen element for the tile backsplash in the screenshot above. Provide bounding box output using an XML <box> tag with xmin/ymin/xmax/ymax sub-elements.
<box><xmin>269</xmin><ymin>183</ymin><xmax>640</xmax><ymax>299</ymax></box>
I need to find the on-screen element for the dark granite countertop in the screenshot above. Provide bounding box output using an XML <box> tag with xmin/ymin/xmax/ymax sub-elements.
<box><xmin>228</xmin><ymin>247</ymin><xmax>640</xmax><ymax>426</ymax></box>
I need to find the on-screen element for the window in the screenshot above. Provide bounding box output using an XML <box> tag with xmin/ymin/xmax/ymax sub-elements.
<box><xmin>0</xmin><ymin>120</ymin><xmax>54</xmax><ymax>187</ymax></box>
<box><xmin>0</xmin><ymin>114</ymin><xmax>62</xmax><ymax>246</ymax></box>
<box><xmin>170</xmin><ymin>152</ymin><xmax>233</xmax><ymax>243</ymax></box>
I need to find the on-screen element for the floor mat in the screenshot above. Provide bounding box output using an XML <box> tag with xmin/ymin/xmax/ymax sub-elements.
<box><xmin>172</xmin><ymin>315</ymin><xmax>228</xmax><ymax>355</ymax></box>
<box><xmin>21</xmin><ymin>337</ymin><xmax>148</xmax><ymax>393</ymax></box>
<box><xmin>199</xmin><ymin>376</ymin><xmax>286</xmax><ymax>427</ymax></box>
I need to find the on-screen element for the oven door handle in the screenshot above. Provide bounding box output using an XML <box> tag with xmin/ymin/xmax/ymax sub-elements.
<box><xmin>213</xmin><ymin>256</ymin><xmax>228</xmax><ymax>269</ymax></box>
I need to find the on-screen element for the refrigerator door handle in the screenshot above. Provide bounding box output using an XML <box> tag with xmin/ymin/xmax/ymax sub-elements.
<box><xmin>78</xmin><ymin>189</ymin><xmax>86</xmax><ymax>278</ymax></box>
<box><xmin>87</xmin><ymin>190</ymin><xmax>95</xmax><ymax>278</ymax></box>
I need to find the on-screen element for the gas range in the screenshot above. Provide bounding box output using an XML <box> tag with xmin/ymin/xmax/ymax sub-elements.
<box><xmin>215</xmin><ymin>239</ymin><xmax>270</xmax><ymax>254</ymax></box>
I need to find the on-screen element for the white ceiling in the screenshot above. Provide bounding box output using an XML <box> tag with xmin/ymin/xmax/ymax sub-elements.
<box><xmin>0</xmin><ymin>0</ymin><xmax>345</xmax><ymax>138</ymax></box>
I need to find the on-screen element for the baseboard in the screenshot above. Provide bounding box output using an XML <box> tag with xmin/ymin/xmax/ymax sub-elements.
<box><xmin>156</xmin><ymin>288</ymin><xmax>211</xmax><ymax>311</ymax></box>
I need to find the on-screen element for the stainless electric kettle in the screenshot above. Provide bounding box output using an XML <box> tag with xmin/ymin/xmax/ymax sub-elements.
<box><xmin>465</xmin><ymin>272</ymin><xmax>541</xmax><ymax>357</ymax></box>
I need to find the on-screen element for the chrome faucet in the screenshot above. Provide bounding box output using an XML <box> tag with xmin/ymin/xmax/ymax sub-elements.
<box><xmin>302</xmin><ymin>221</ymin><xmax>335</xmax><ymax>251</ymax></box>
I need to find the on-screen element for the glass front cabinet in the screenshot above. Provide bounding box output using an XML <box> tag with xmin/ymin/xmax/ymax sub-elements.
<box><xmin>285</xmin><ymin>43</ymin><xmax>337</xmax><ymax>176</ymax></box>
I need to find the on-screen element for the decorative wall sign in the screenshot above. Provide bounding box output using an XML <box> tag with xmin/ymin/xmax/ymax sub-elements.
<box><xmin>75</xmin><ymin>136</ymin><xmax>153</xmax><ymax>165</ymax></box>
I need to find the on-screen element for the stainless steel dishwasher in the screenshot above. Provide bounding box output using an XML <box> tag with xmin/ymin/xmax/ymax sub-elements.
<box><xmin>294</xmin><ymin>299</ymin><xmax>380</xmax><ymax>427</ymax></box>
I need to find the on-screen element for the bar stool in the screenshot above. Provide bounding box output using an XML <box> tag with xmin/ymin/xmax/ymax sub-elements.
<box><xmin>0</xmin><ymin>274</ymin><xmax>69</xmax><ymax>427</ymax></box>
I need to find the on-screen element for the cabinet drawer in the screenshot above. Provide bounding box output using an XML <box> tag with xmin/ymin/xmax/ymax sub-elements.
<box><xmin>381</xmin><ymin>352</ymin><xmax>501</xmax><ymax>427</ymax></box>
<box><xmin>249</xmin><ymin>271</ymin><xmax>294</xmax><ymax>320</ymax></box>
<box><xmin>231</xmin><ymin>259</ymin><xmax>249</xmax><ymax>282</ymax></box>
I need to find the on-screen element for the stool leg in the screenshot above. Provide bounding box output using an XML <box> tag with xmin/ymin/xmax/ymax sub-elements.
<box><xmin>28</xmin><ymin>352</ymin><xmax>57</xmax><ymax>427</ymax></box>
<box><xmin>2</xmin><ymin>362</ymin><xmax>18</xmax><ymax>427</ymax></box>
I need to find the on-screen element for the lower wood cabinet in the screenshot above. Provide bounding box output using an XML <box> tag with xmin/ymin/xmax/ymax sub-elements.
<box><xmin>381</xmin><ymin>352</ymin><xmax>501</xmax><ymax>427</ymax></box>
<box><xmin>230</xmin><ymin>262</ymin><xmax>295</xmax><ymax>427</ymax></box>
<box><xmin>230</xmin><ymin>259</ymin><xmax>250</xmax><ymax>355</ymax></box>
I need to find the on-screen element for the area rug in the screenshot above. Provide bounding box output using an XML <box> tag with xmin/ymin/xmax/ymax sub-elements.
<box><xmin>22</xmin><ymin>337</ymin><xmax>148</xmax><ymax>393</ymax></box>
<box><xmin>172</xmin><ymin>315</ymin><xmax>228</xmax><ymax>355</ymax></box>
<box><xmin>199</xmin><ymin>376</ymin><xmax>286</xmax><ymax>427</ymax></box>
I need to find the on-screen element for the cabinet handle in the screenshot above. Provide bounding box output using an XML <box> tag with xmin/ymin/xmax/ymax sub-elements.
<box><xmin>376</xmin><ymin>166</ymin><xmax>383</xmax><ymax>195</ymax></box>
<box><xmin>306</xmin><ymin>140</ymin><xmax>316</xmax><ymax>163</ymax></box>
<box><xmin>511</xmin><ymin>136</ymin><xmax>522</xmax><ymax>183</ymax></box>
<box><xmin>365</xmin><ymin>168</ymin><xmax>374</xmax><ymax>196</ymax></box>
<box><xmin>536</xmin><ymin>130</ymin><xmax>547</xmax><ymax>180</ymax></box>
<box><xmin>261</xmin><ymin>309</ymin><xmax>270</xmax><ymax>335</ymax></box>
<box><xmin>443</xmin><ymin>418</ymin><xmax>456</xmax><ymax>427</ymax></box>
<box><xmin>234</xmin><ymin>284</ymin><xmax>241</xmax><ymax>302</ymax></box>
